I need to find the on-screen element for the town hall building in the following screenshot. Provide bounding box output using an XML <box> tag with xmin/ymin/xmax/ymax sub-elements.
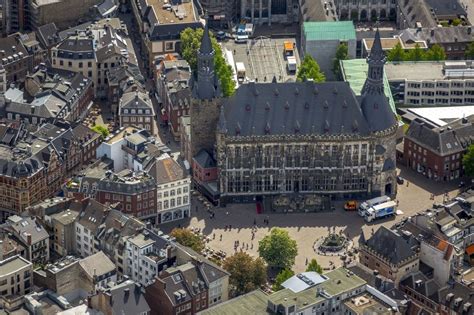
<box><xmin>190</xmin><ymin>24</ymin><xmax>398</xmax><ymax>209</ymax></box>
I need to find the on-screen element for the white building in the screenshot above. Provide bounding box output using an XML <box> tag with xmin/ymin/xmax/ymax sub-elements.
<box><xmin>125</xmin><ymin>231</ymin><xmax>168</xmax><ymax>286</ymax></box>
<box><xmin>385</xmin><ymin>61</ymin><xmax>474</xmax><ymax>106</ymax></box>
<box><xmin>147</xmin><ymin>154</ymin><xmax>191</xmax><ymax>224</ymax></box>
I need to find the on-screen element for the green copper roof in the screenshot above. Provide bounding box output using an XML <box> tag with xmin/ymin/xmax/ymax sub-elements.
<box><xmin>340</xmin><ymin>59</ymin><xmax>396</xmax><ymax>114</ymax></box>
<box><xmin>303</xmin><ymin>21</ymin><xmax>356</xmax><ymax>41</ymax></box>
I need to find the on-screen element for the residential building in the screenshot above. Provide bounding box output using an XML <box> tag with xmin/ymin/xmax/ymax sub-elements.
<box><xmin>333</xmin><ymin>0</ymin><xmax>397</xmax><ymax>21</ymax></box>
<box><xmin>2</xmin><ymin>215</ymin><xmax>49</xmax><ymax>264</ymax></box>
<box><xmin>0</xmin><ymin>34</ymin><xmax>32</xmax><ymax>84</ymax></box>
<box><xmin>403</xmin><ymin>115</ymin><xmax>474</xmax><ymax>181</ymax></box>
<box><xmin>301</xmin><ymin>21</ymin><xmax>357</xmax><ymax>79</ymax></box>
<box><xmin>148</xmin><ymin>154</ymin><xmax>191</xmax><ymax>224</ymax></box>
<box><xmin>0</xmin><ymin>255</ymin><xmax>33</xmax><ymax>310</ymax></box>
<box><xmin>199</xmin><ymin>267</ymin><xmax>400</xmax><ymax>315</ymax></box>
<box><xmin>48</xmin><ymin>209</ymin><xmax>79</xmax><ymax>256</ymax></box>
<box><xmin>91</xmin><ymin>280</ymin><xmax>151</xmax><ymax>315</ymax></box>
<box><xmin>359</xmin><ymin>226</ymin><xmax>420</xmax><ymax>285</ymax></box>
<box><xmin>119</xmin><ymin>91</ymin><xmax>155</xmax><ymax>134</ymax></box>
<box><xmin>361</xmin><ymin>35</ymin><xmax>428</xmax><ymax>58</ymax></box>
<box><xmin>0</xmin><ymin>121</ymin><xmax>97</xmax><ymax>219</ymax></box>
<box><xmin>106</xmin><ymin>62</ymin><xmax>145</xmax><ymax>110</ymax></box>
<box><xmin>129</xmin><ymin>0</ymin><xmax>202</xmax><ymax>75</ymax></box>
<box><xmin>400</xmin><ymin>272</ymin><xmax>473</xmax><ymax>314</ymax></box>
<box><xmin>78</xmin><ymin>251</ymin><xmax>117</xmax><ymax>291</ymax></box>
<box><xmin>399</xmin><ymin>26</ymin><xmax>473</xmax><ymax>60</ymax></box>
<box><xmin>240</xmin><ymin>0</ymin><xmax>299</xmax><ymax>25</ymax></box>
<box><xmin>51</xmin><ymin>21</ymin><xmax>137</xmax><ymax>96</ymax></box>
<box><xmin>206</xmin><ymin>29</ymin><xmax>398</xmax><ymax>206</ymax></box>
<box><xmin>145</xmin><ymin>258</ymin><xmax>229</xmax><ymax>315</ymax></box>
<box><xmin>384</xmin><ymin>61</ymin><xmax>474</xmax><ymax>106</ymax></box>
<box><xmin>0</xmin><ymin>233</ymin><xmax>25</xmax><ymax>260</ymax></box>
<box><xmin>28</xmin><ymin>0</ymin><xmax>102</xmax><ymax>30</ymax></box>
<box><xmin>72</xmin><ymin>124</ymin><xmax>102</xmax><ymax>164</ymax></box>
<box><xmin>33</xmin><ymin>252</ymin><xmax>116</xmax><ymax>297</ymax></box>
<box><xmin>156</xmin><ymin>58</ymin><xmax>192</xmax><ymax>140</ymax></box>
<box><xmin>155</xmin><ymin>56</ymin><xmax>192</xmax><ymax>140</ymax></box>
<box><xmin>3</xmin><ymin>67</ymin><xmax>94</xmax><ymax>124</ymax></box>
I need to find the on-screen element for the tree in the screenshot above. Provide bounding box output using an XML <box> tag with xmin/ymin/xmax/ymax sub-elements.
<box><xmin>462</xmin><ymin>144</ymin><xmax>474</xmax><ymax>177</ymax></box>
<box><xmin>407</xmin><ymin>43</ymin><xmax>426</xmax><ymax>61</ymax></box>
<box><xmin>386</xmin><ymin>43</ymin><xmax>406</xmax><ymax>62</ymax></box>
<box><xmin>272</xmin><ymin>269</ymin><xmax>294</xmax><ymax>291</ymax></box>
<box><xmin>452</xmin><ymin>18</ymin><xmax>462</xmax><ymax>26</ymax></box>
<box><xmin>180</xmin><ymin>27</ymin><xmax>235</xmax><ymax>97</ymax></box>
<box><xmin>332</xmin><ymin>42</ymin><xmax>349</xmax><ymax>77</ymax></box>
<box><xmin>91</xmin><ymin>125</ymin><xmax>109</xmax><ymax>138</ymax></box>
<box><xmin>426</xmin><ymin>44</ymin><xmax>446</xmax><ymax>61</ymax></box>
<box><xmin>170</xmin><ymin>228</ymin><xmax>205</xmax><ymax>252</ymax></box>
<box><xmin>306</xmin><ymin>259</ymin><xmax>323</xmax><ymax>274</ymax></box>
<box><xmin>222</xmin><ymin>252</ymin><xmax>267</xmax><ymax>296</ymax></box>
<box><xmin>466</xmin><ymin>42</ymin><xmax>474</xmax><ymax>59</ymax></box>
<box><xmin>258</xmin><ymin>228</ymin><xmax>298</xmax><ymax>269</ymax></box>
<box><xmin>296</xmin><ymin>55</ymin><xmax>325</xmax><ymax>82</ymax></box>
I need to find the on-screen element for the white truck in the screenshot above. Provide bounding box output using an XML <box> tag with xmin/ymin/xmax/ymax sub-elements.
<box><xmin>236</xmin><ymin>62</ymin><xmax>246</xmax><ymax>83</ymax></box>
<box><xmin>287</xmin><ymin>56</ymin><xmax>297</xmax><ymax>73</ymax></box>
<box><xmin>364</xmin><ymin>200</ymin><xmax>397</xmax><ymax>223</ymax></box>
<box><xmin>358</xmin><ymin>195</ymin><xmax>391</xmax><ymax>217</ymax></box>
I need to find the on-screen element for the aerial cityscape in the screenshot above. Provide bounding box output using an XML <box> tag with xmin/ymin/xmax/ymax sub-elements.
<box><xmin>0</xmin><ymin>0</ymin><xmax>473</xmax><ymax>314</ymax></box>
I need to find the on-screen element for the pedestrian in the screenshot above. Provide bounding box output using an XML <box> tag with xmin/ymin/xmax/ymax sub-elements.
<box><xmin>406</xmin><ymin>181</ymin><xmax>409</xmax><ymax>187</ymax></box>
<box><xmin>251</xmin><ymin>243</ymin><xmax>253</xmax><ymax>249</ymax></box>
<box><xmin>213</xmin><ymin>233</ymin><xmax>215</xmax><ymax>240</ymax></box>
<box><xmin>253</xmin><ymin>218</ymin><xmax>256</xmax><ymax>225</ymax></box>
<box><xmin>220</xmin><ymin>234</ymin><xmax>222</xmax><ymax>241</ymax></box>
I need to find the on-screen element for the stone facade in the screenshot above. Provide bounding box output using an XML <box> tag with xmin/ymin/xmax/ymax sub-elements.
<box><xmin>333</xmin><ymin>0</ymin><xmax>397</xmax><ymax>21</ymax></box>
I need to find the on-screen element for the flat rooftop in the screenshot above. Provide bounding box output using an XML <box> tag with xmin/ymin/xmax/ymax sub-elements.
<box><xmin>0</xmin><ymin>256</ymin><xmax>31</xmax><ymax>277</ymax></box>
<box><xmin>343</xmin><ymin>293</ymin><xmax>393</xmax><ymax>314</ymax></box>
<box><xmin>385</xmin><ymin>62</ymin><xmax>446</xmax><ymax>80</ymax></box>
<box><xmin>303</xmin><ymin>21</ymin><xmax>356</xmax><ymax>41</ymax></box>
<box><xmin>147</xmin><ymin>0</ymin><xmax>197</xmax><ymax>24</ymax></box>
<box><xmin>405</xmin><ymin>106</ymin><xmax>474</xmax><ymax>127</ymax></box>
<box><xmin>199</xmin><ymin>290</ymin><xmax>269</xmax><ymax>315</ymax></box>
<box><xmin>104</xmin><ymin>126</ymin><xmax>137</xmax><ymax>144</ymax></box>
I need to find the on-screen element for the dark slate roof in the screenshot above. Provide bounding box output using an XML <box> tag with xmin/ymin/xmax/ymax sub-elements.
<box><xmin>438</xmin><ymin>281</ymin><xmax>474</xmax><ymax>313</ymax></box>
<box><xmin>37</xmin><ymin>23</ymin><xmax>60</xmax><ymax>48</ymax></box>
<box><xmin>400</xmin><ymin>272</ymin><xmax>440</xmax><ymax>303</ymax></box>
<box><xmin>76</xmin><ymin>199</ymin><xmax>110</xmax><ymax>231</ymax></box>
<box><xmin>400</xmin><ymin>26</ymin><xmax>473</xmax><ymax>44</ymax></box>
<box><xmin>222</xmin><ymin>81</ymin><xmax>373</xmax><ymax>137</ymax></box>
<box><xmin>425</xmin><ymin>0</ymin><xmax>467</xmax><ymax>17</ymax></box>
<box><xmin>148</xmin><ymin>22</ymin><xmax>202</xmax><ymax>41</ymax></box>
<box><xmin>193</xmin><ymin>149</ymin><xmax>216</xmax><ymax>169</ymax></box>
<box><xmin>406</xmin><ymin>116</ymin><xmax>474</xmax><ymax>156</ymax></box>
<box><xmin>120</xmin><ymin>91</ymin><xmax>153</xmax><ymax>111</ymax></box>
<box><xmin>108</xmin><ymin>280</ymin><xmax>150</xmax><ymax>314</ymax></box>
<box><xmin>363</xmin><ymin>226</ymin><xmax>419</xmax><ymax>265</ymax></box>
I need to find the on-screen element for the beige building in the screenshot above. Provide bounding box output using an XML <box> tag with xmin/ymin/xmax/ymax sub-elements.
<box><xmin>0</xmin><ymin>255</ymin><xmax>33</xmax><ymax>309</ymax></box>
<box><xmin>48</xmin><ymin>210</ymin><xmax>79</xmax><ymax>256</ymax></box>
<box><xmin>359</xmin><ymin>227</ymin><xmax>420</xmax><ymax>286</ymax></box>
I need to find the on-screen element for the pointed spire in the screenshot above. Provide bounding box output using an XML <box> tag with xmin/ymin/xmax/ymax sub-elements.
<box><xmin>218</xmin><ymin>105</ymin><xmax>227</xmax><ymax>134</ymax></box>
<box><xmin>359</xmin><ymin>229</ymin><xmax>366</xmax><ymax>245</ymax></box>
<box><xmin>200</xmin><ymin>16</ymin><xmax>213</xmax><ymax>55</ymax></box>
<box><xmin>271</xmin><ymin>76</ymin><xmax>277</xmax><ymax>83</ymax></box>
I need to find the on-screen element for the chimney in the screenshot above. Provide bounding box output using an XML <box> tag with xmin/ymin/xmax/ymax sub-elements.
<box><xmin>26</xmin><ymin>233</ymin><xmax>32</xmax><ymax>246</ymax></box>
<box><xmin>430</xmin><ymin>29</ymin><xmax>434</xmax><ymax>37</ymax></box>
<box><xmin>0</xmin><ymin>240</ymin><xmax>3</xmax><ymax>261</ymax></box>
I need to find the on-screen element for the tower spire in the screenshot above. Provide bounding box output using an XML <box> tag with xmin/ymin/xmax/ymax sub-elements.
<box><xmin>218</xmin><ymin>105</ymin><xmax>227</xmax><ymax>134</ymax></box>
<box><xmin>195</xmin><ymin>15</ymin><xmax>218</xmax><ymax>100</ymax></box>
<box><xmin>200</xmin><ymin>14</ymin><xmax>213</xmax><ymax>55</ymax></box>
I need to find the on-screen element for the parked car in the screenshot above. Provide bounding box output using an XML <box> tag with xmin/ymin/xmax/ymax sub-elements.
<box><xmin>216</xmin><ymin>31</ymin><xmax>226</xmax><ymax>41</ymax></box>
<box><xmin>396</xmin><ymin>176</ymin><xmax>404</xmax><ymax>184</ymax></box>
<box><xmin>344</xmin><ymin>200</ymin><xmax>357</xmax><ymax>211</ymax></box>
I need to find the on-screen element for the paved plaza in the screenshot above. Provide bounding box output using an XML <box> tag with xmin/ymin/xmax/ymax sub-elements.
<box><xmin>161</xmin><ymin>166</ymin><xmax>463</xmax><ymax>273</ymax></box>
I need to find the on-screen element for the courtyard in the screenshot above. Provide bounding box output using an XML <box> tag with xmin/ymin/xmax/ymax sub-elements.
<box><xmin>161</xmin><ymin>165</ymin><xmax>463</xmax><ymax>273</ymax></box>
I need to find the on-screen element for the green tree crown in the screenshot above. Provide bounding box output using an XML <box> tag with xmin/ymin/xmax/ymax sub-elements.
<box><xmin>258</xmin><ymin>228</ymin><xmax>298</xmax><ymax>269</ymax></box>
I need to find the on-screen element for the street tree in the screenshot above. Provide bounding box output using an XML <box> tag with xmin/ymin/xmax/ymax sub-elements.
<box><xmin>296</xmin><ymin>55</ymin><xmax>325</xmax><ymax>82</ymax></box>
<box><xmin>466</xmin><ymin>42</ymin><xmax>474</xmax><ymax>59</ymax></box>
<box><xmin>306</xmin><ymin>258</ymin><xmax>323</xmax><ymax>274</ymax></box>
<box><xmin>332</xmin><ymin>42</ymin><xmax>349</xmax><ymax>78</ymax></box>
<box><xmin>426</xmin><ymin>44</ymin><xmax>446</xmax><ymax>61</ymax></box>
<box><xmin>386</xmin><ymin>43</ymin><xmax>406</xmax><ymax>62</ymax></box>
<box><xmin>462</xmin><ymin>144</ymin><xmax>474</xmax><ymax>177</ymax></box>
<box><xmin>180</xmin><ymin>27</ymin><xmax>235</xmax><ymax>96</ymax></box>
<box><xmin>407</xmin><ymin>43</ymin><xmax>425</xmax><ymax>61</ymax></box>
<box><xmin>222</xmin><ymin>252</ymin><xmax>267</xmax><ymax>296</ymax></box>
<box><xmin>272</xmin><ymin>269</ymin><xmax>294</xmax><ymax>291</ymax></box>
<box><xmin>258</xmin><ymin>228</ymin><xmax>298</xmax><ymax>269</ymax></box>
<box><xmin>170</xmin><ymin>228</ymin><xmax>205</xmax><ymax>252</ymax></box>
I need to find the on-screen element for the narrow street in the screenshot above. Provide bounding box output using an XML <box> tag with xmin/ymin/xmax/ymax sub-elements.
<box><xmin>118</xmin><ymin>8</ymin><xmax>180</xmax><ymax>152</ymax></box>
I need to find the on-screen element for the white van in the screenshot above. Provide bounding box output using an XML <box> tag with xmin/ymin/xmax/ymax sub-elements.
<box><xmin>234</xmin><ymin>35</ymin><xmax>249</xmax><ymax>43</ymax></box>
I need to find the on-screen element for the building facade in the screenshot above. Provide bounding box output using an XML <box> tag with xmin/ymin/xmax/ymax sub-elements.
<box><xmin>240</xmin><ymin>0</ymin><xmax>299</xmax><ymax>25</ymax></box>
<box><xmin>205</xmin><ymin>29</ymin><xmax>398</xmax><ymax>206</ymax></box>
<box><xmin>0</xmin><ymin>255</ymin><xmax>32</xmax><ymax>308</ymax></box>
<box><xmin>119</xmin><ymin>91</ymin><xmax>155</xmax><ymax>134</ymax></box>
<box><xmin>333</xmin><ymin>0</ymin><xmax>397</xmax><ymax>21</ymax></box>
